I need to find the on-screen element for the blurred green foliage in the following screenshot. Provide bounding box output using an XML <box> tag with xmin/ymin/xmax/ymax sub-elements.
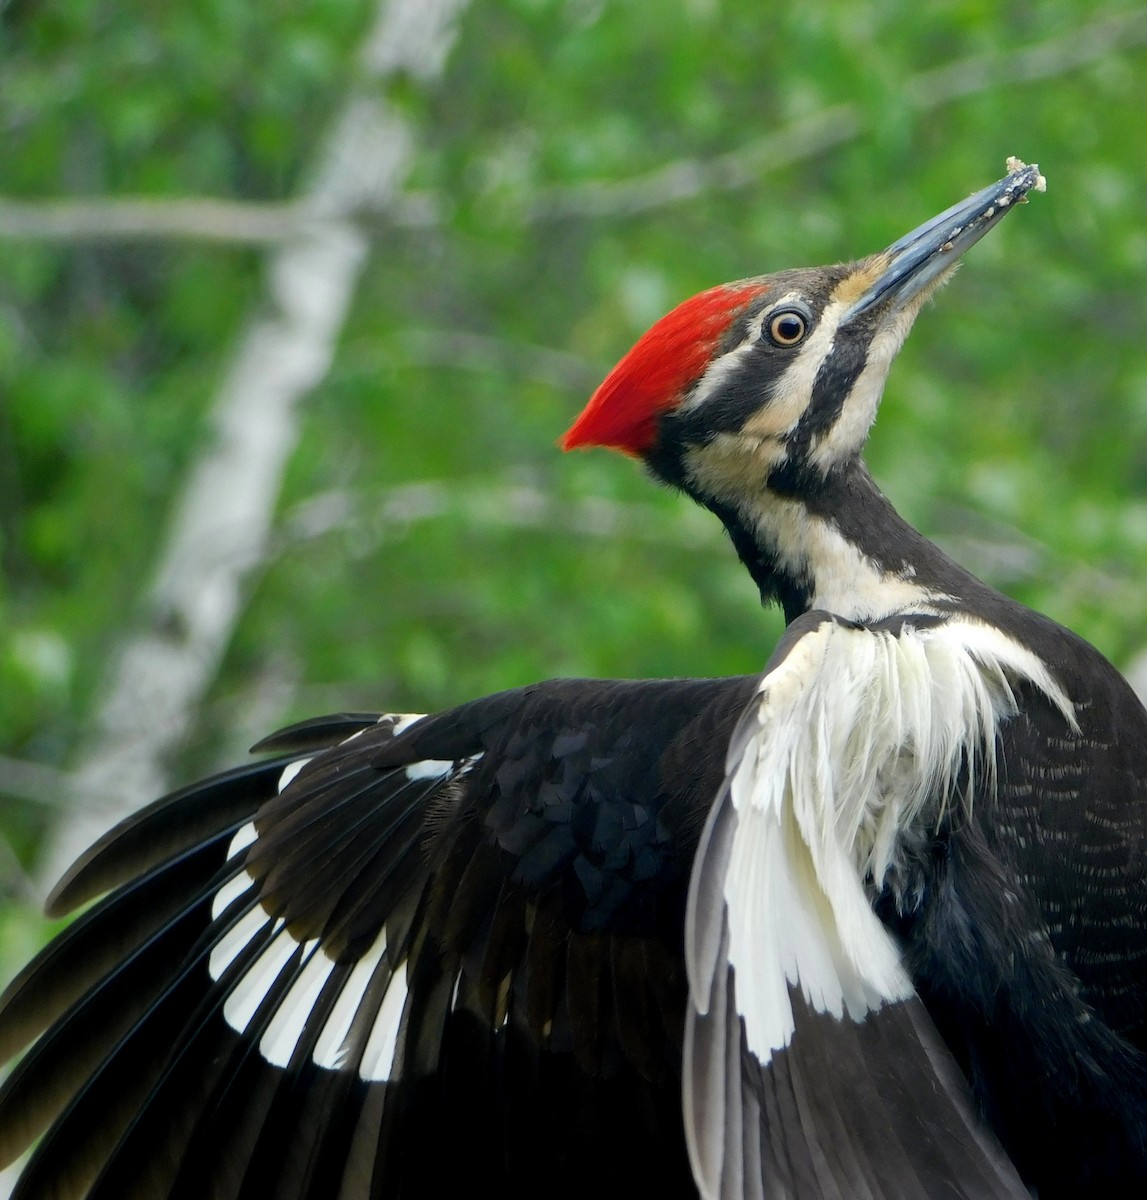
<box><xmin>1</xmin><ymin>1</ymin><xmax>1146</xmax><ymax>963</ymax></box>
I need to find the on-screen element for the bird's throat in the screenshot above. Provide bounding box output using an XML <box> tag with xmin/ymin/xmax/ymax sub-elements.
<box><xmin>710</xmin><ymin>467</ymin><xmax>958</xmax><ymax>625</ymax></box>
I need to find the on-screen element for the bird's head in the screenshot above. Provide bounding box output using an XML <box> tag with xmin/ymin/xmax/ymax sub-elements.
<box><xmin>563</xmin><ymin>162</ymin><xmax>1045</xmax><ymax>511</ymax></box>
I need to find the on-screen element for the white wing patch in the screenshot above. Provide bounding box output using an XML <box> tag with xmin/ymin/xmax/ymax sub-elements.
<box><xmin>277</xmin><ymin>757</ymin><xmax>313</xmax><ymax>794</ymax></box>
<box><xmin>389</xmin><ymin>713</ymin><xmax>426</xmax><ymax>736</ymax></box>
<box><xmin>311</xmin><ymin>929</ymin><xmax>389</xmax><ymax>1070</ymax></box>
<box><xmin>259</xmin><ymin>938</ymin><xmax>335</xmax><ymax>1065</ymax></box>
<box><xmin>222</xmin><ymin>919</ymin><xmax>295</xmax><ymax>1034</ymax></box>
<box><xmin>208</xmin><ymin>820</ymin><xmax>264</xmax><ymax>979</ymax></box>
<box><xmin>208</xmin><ymin>823</ymin><xmax>412</xmax><ymax>1080</ymax></box>
<box><xmin>209</xmin><ymin>899</ymin><xmax>270</xmax><ymax>978</ymax></box>
<box><xmin>204</xmin><ymin>736</ymin><xmax>478</xmax><ymax>1083</ymax></box>
<box><xmin>360</xmin><ymin>959</ymin><xmax>410</xmax><ymax>1082</ymax></box>
<box><xmin>693</xmin><ymin>614</ymin><xmax>1076</xmax><ymax>1066</ymax></box>
<box><xmin>404</xmin><ymin>758</ymin><xmax>454</xmax><ymax>781</ymax></box>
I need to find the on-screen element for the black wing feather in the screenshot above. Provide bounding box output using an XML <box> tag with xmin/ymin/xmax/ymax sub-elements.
<box><xmin>0</xmin><ymin>677</ymin><xmax>754</xmax><ymax>1198</ymax></box>
<box><xmin>890</xmin><ymin>628</ymin><xmax>1147</xmax><ymax>1196</ymax></box>
<box><xmin>45</xmin><ymin>756</ymin><xmax>297</xmax><ymax>916</ymax></box>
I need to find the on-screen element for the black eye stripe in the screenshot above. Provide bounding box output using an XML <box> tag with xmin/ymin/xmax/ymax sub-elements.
<box><xmin>789</xmin><ymin>339</ymin><xmax>870</xmax><ymax>447</ymax></box>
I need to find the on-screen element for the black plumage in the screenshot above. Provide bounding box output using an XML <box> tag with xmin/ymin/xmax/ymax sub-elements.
<box><xmin>0</xmin><ymin>678</ymin><xmax>754</xmax><ymax>1199</ymax></box>
<box><xmin>4</xmin><ymin>160</ymin><xmax>1146</xmax><ymax>1199</ymax></box>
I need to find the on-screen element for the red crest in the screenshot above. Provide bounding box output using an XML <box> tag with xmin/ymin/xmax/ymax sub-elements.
<box><xmin>562</xmin><ymin>281</ymin><xmax>766</xmax><ymax>456</ymax></box>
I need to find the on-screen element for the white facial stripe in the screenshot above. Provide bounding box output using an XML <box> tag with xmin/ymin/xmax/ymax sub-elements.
<box><xmin>765</xmin><ymin>296</ymin><xmax>849</xmax><ymax>436</ymax></box>
<box><xmin>683</xmin><ymin>456</ymin><xmax>935</xmax><ymax>620</ymax></box>
<box><xmin>681</xmin><ymin>290</ymin><xmax>822</xmax><ymax>420</ymax></box>
<box><xmin>806</xmin><ymin>300</ymin><xmax>920</xmax><ymax>471</ymax></box>
<box><xmin>680</xmin><ymin>269</ymin><xmax>937</xmax><ymax>483</ymax></box>
<box><xmin>738</xmin><ymin>494</ymin><xmax>945</xmax><ymax>620</ymax></box>
<box><xmin>682</xmin><ymin>338</ymin><xmax>758</xmax><ymax>415</ymax></box>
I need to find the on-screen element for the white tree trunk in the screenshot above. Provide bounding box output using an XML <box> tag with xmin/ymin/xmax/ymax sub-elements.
<box><xmin>36</xmin><ymin>0</ymin><xmax>470</xmax><ymax>894</ymax></box>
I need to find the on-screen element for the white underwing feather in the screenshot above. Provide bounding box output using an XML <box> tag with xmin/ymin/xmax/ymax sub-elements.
<box><xmin>208</xmin><ymin>901</ymin><xmax>270</xmax><ymax>979</ymax></box>
<box><xmin>390</xmin><ymin>712</ymin><xmax>426</xmax><ymax>735</ymax></box>
<box><xmin>699</xmin><ymin>615</ymin><xmax>1076</xmax><ymax>1064</ymax></box>
<box><xmin>404</xmin><ymin>758</ymin><xmax>454</xmax><ymax>781</ymax></box>
<box><xmin>206</xmin><ymin>740</ymin><xmax>419</xmax><ymax>1080</ymax></box>
<box><xmin>258</xmin><ymin>938</ymin><xmax>334</xmax><ymax>1066</ymax></box>
<box><xmin>311</xmin><ymin>929</ymin><xmax>389</xmax><ymax>1069</ymax></box>
<box><xmin>684</xmin><ymin>613</ymin><xmax>1076</xmax><ymax>1198</ymax></box>
<box><xmin>198</xmin><ymin>727</ymin><xmax>514</xmax><ymax>1093</ymax></box>
<box><xmin>222</xmin><ymin>918</ymin><xmax>294</xmax><ymax>1034</ymax></box>
<box><xmin>685</xmin><ymin>785</ymin><xmax>740</xmax><ymax>1019</ymax></box>
<box><xmin>359</xmin><ymin>958</ymin><xmax>409</xmax><ymax>1082</ymax></box>
<box><xmin>277</xmin><ymin>757</ymin><xmax>313</xmax><ymax>794</ymax></box>
<box><xmin>683</xmin><ymin>919</ymin><xmax>733</xmax><ymax>1194</ymax></box>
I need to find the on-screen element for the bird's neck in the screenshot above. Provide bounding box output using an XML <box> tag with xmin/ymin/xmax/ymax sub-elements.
<box><xmin>706</xmin><ymin>462</ymin><xmax>973</xmax><ymax>625</ymax></box>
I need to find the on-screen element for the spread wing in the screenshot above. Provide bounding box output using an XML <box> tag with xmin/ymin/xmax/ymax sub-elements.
<box><xmin>0</xmin><ymin>676</ymin><xmax>755</xmax><ymax>1200</ymax></box>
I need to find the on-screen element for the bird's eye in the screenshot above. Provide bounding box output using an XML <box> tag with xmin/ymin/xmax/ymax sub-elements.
<box><xmin>766</xmin><ymin>310</ymin><xmax>807</xmax><ymax>347</ymax></box>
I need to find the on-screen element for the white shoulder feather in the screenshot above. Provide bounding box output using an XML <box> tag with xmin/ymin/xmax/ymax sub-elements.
<box><xmin>683</xmin><ymin>612</ymin><xmax>1075</xmax><ymax>1197</ymax></box>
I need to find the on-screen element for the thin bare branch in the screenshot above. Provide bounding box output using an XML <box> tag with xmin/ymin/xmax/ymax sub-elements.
<box><xmin>281</xmin><ymin>479</ymin><xmax>717</xmax><ymax>552</ymax></box>
<box><xmin>0</xmin><ymin>198</ymin><xmax>306</xmax><ymax>244</ymax></box>
<box><xmin>533</xmin><ymin>106</ymin><xmax>860</xmax><ymax>220</ymax></box>
<box><xmin>0</xmin><ymin>192</ymin><xmax>439</xmax><ymax>244</ymax></box>
<box><xmin>902</xmin><ymin>9</ymin><xmax>1147</xmax><ymax>106</ymax></box>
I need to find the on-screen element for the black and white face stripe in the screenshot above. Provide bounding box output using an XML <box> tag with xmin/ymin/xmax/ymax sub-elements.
<box><xmin>666</xmin><ymin>272</ymin><xmax>849</xmax><ymax>449</ymax></box>
<box><xmin>663</xmin><ymin>261</ymin><xmax>968</xmax><ymax>621</ymax></box>
<box><xmin>802</xmin><ymin>297</ymin><xmax>925</xmax><ymax>474</ymax></box>
<box><xmin>663</xmin><ymin>259</ymin><xmax>947</xmax><ymax>504</ymax></box>
<box><xmin>788</xmin><ymin>331</ymin><xmax>870</xmax><ymax>445</ymax></box>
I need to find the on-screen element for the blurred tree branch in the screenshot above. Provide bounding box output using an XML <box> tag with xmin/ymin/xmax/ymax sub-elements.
<box><xmin>534</xmin><ymin>9</ymin><xmax>1147</xmax><ymax>219</ymax></box>
<box><xmin>0</xmin><ymin>756</ymin><xmax>75</xmax><ymax>810</ymax></box>
<box><xmin>1</xmin><ymin>10</ymin><xmax>1143</xmax><ymax>243</ymax></box>
<box><xmin>35</xmin><ymin>0</ymin><xmax>472</xmax><ymax>894</ymax></box>
<box><xmin>392</xmin><ymin>328</ymin><xmax>603</xmax><ymax>391</ymax></box>
<box><xmin>281</xmin><ymin>479</ymin><xmax>718</xmax><ymax>552</ymax></box>
<box><xmin>0</xmin><ymin>193</ymin><xmax>439</xmax><ymax>243</ymax></box>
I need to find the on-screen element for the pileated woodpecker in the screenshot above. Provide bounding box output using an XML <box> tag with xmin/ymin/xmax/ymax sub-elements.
<box><xmin>2</xmin><ymin>161</ymin><xmax>1145</xmax><ymax>1200</ymax></box>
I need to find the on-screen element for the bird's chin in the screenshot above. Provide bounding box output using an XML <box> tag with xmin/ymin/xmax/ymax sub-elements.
<box><xmin>683</xmin><ymin>432</ymin><xmax>784</xmax><ymax>505</ymax></box>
